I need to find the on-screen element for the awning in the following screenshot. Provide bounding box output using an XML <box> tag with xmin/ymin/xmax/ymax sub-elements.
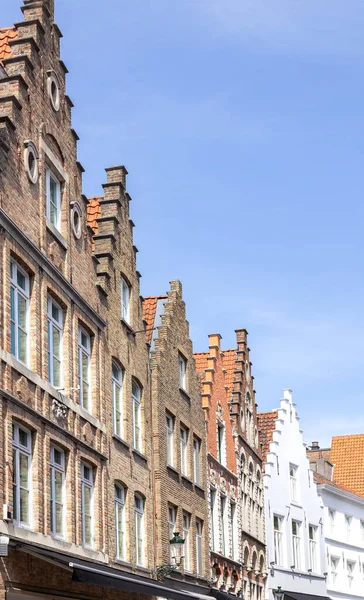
<box><xmin>283</xmin><ymin>592</ymin><xmax>331</xmax><ymax>600</ymax></box>
<box><xmin>11</xmin><ymin>541</ymin><xmax>221</xmax><ymax>600</ymax></box>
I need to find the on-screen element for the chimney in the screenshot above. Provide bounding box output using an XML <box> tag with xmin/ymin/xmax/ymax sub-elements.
<box><xmin>311</xmin><ymin>441</ymin><xmax>320</xmax><ymax>450</ymax></box>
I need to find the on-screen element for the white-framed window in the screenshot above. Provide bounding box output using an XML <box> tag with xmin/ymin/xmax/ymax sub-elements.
<box><xmin>78</xmin><ymin>327</ymin><xmax>91</xmax><ymax>412</ymax></box>
<box><xmin>210</xmin><ymin>489</ymin><xmax>216</xmax><ymax>551</ymax></box>
<box><xmin>196</xmin><ymin>518</ymin><xmax>203</xmax><ymax>575</ymax></box>
<box><xmin>328</xmin><ymin>508</ymin><xmax>336</xmax><ymax>533</ymax></box>
<box><xmin>115</xmin><ymin>483</ymin><xmax>126</xmax><ymax>560</ymax></box>
<box><xmin>220</xmin><ymin>494</ymin><xmax>227</xmax><ymax>556</ymax></box>
<box><xmin>230</xmin><ymin>501</ymin><xmax>237</xmax><ymax>559</ymax></box>
<box><xmin>121</xmin><ymin>276</ymin><xmax>130</xmax><ymax>324</ymax></box>
<box><xmin>217</xmin><ymin>422</ymin><xmax>225</xmax><ymax>465</ymax></box>
<box><xmin>183</xmin><ymin>512</ymin><xmax>191</xmax><ymax>571</ymax></box>
<box><xmin>330</xmin><ymin>556</ymin><xmax>339</xmax><ymax>585</ymax></box>
<box><xmin>178</xmin><ymin>352</ymin><xmax>187</xmax><ymax>390</ymax></box>
<box><xmin>291</xmin><ymin>520</ymin><xmax>301</xmax><ymax>569</ymax></box>
<box><xmin>135</xmin><ymin>494</ymin><xmax>144</xmax><ymax>566</ymax></box>
<box><xmin>273</xmin><ymin>514</ymin><xmax>283</xmax><ymax>566</ymax></box>
<box><xmin>166</xmin><ymin>413</ymin><xmax>175</xmax><ymax>466</ymax></box>
<box><xmin>48</xmin><ymin>297</ymin><xmax>63</xmax><ymax>388</ymax></box>
<box><xmin>10</xmin><ymin>261</ymin><xmax>29</xmax><ymax>365</ymax></box>
<box><xmin>46</xmin><ymin>168</ymin><xmax>61</xmax><ymax>230</ymax></box>
<box><xmin>12</xmin><ymin>422</ymin><xmax>32</xmax><ymax>526</ymax></box>
<box><xmin>308</xmin><ymin>524</ymin><xmax>318</xmax><ymax>572</ymax></box>
<box><xmin>168</xmin><ymin>505</ymin><xmax>177</xmax><ymax>561</ymax></box>
<box><xmin>112</xmin><ymin>362</ymin><xmax>123</xmax><ymax>438</ymax></box>
<box><xmin>289</xmin><ymin>464</ymin><xmax>298</xmax><ymax>502</ymax></box>
<box><xmin>193</xmin><ymin>437</ymin><xmax>201</xmax><ymax>485</ymax></box>
<box><xmin>180</xmin><ymin>425</ymin><xmax>189</xmax><ymax>476</ymax></box>
<box><xmin>347</xmin><ymin>560</ymin><xmax>355</xmax><ymax>588</ymax></box>
<box><xmin>345</xmin><ymin>515</ymin><xmax>352</xmax><ymax>540</ymax></box>
<box><xmin>132</xmin><ymin>380</ymin><xmax>142</xmax><ymax>452</ymax></box>
<box><xmin>50</xmin><ymin>445</ymin><xmax>65</xmax><ymax>538</ymax></box>
<box><xmin>81</xmin><ymin>462</ymin><xmax>93</xmax><ymax>547</ymax></box>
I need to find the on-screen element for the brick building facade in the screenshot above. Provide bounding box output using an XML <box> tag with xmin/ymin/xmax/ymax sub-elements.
<box><xmin>142</xmin><ymin>282</ymin><xmax>210</xmax><ymax>586</ymax></box>
<box><xmin>195</xmin><ymin>331</ymin><xmax>266</xmax><ymax>600</ymax></box>
<box><xmin>0</xmin><ymin>3</ymin><xmax>213</xmax><ymax>600</ymax></box>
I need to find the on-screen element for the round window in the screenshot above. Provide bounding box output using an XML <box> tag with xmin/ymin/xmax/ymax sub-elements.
<box><xmin>24</xmin><ymin>142</ymin><xmax>39</xmax><ymax>183</ymax></box>
<box><xmin>47</xmin><ymin>72</ymin><xmax>60</xmax><ymax>111</ymax></box>
<box><xmin>71</xmin><ymin>202</ymin><xmax>82</xmax><ymax>239</ymax></box>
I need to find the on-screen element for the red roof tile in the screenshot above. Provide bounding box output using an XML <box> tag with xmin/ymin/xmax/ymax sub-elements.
<box><xmin>142</xmin><ymin>296</ymin><xmax>167</xmax><ymax>344</ymax></box>
<box><xmin>313</xmin><ymin>471</ymin><xmax>361</xmax><ymax>496</ymax></box>
<box><xmin>221</xmin><ymin>349</ymin><xmax>236</xmax><ymax>393</ymax></box>
<box><xmin>257</xmin><ymin>411</ymin><xmax>278</xmax><ymax>463</ymax></box>
<box><xmin>87</xmin><ymin>197</ymin><xmax>102</xmax><ymax>234</ymax></box>
<box><xmin>0</xmin><ymin>28</ymin><xmax>17</xmax><ymax>64</ymax></box>
<box><xmin>330</xmin><ymin>434</ymin><xmax>364</xmax><ymax>498</ymax></box>
<box><xmin>194</xmin><ymin>352</ymin><xmax>209</xmax><ymax>375</ymax></box>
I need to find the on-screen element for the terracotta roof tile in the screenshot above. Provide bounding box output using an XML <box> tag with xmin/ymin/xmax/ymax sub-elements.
<box><xmin>257</xmin><ymin>411</ymin><xmax>278</xmax><ymax>463</ymax></box>
<box><xmin>87</xmin><ymin>197</ymin><xmax>102</xmax><ymax>234</ymax></box>
<box><xmin>312</xmin><ymin>471</ymin><xmax>362</xmax><ymax>496</ymax></box>
<box><xmin>330</xmin><ymin>434</ymin><xmax>364</xmax><ymax>497</ymax></box>
<box><xmin>142</xmin><ymin>296</ymin><xmax>167</xmax><ymax>344</ymax></box>
<box><xmin>0</xmin><ymin>28</ymin><xmax>17</xmax><ymax>64</ymax></box>
<box><xmin>194</xmin><ymin>352</ymin><xmax>209</xmax><ymax>375</ymax></box>
<box><xmin>221</xmin><ymin>349</ymin><xmax>236</xmax><ymax>393</ymax></box>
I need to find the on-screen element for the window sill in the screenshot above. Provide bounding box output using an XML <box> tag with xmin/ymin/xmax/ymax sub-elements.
<box><xmin>179</xmin><ymin>387</ymin><xmax>191</xmax><ymax>402</ymax></box>
<box><xmin>132</xmin><ymin>448</ymin><xmax>148</xmax><ymax>463</ymax></box>
<box><xmin>182</xmin><ymin>474</ymin><xmax>193</xmax><ymax>484</ymax></box>
<box><xmin>290</xmin><ymin>501</ymin><xmax>303</xmax><ymax>508</ymax></box>
<box><xmin>46</xmin><ymin>220</ymin><xmax>67</xmax><ymax>250</ymax></box>
<box><xmin>113</xmin><ymin>434</ymin><xmax>130</xmax><ymax>450</ymax></box>
<box><xmin>136</xmin><ymin>565</ymin><xmax>152</xmax><ymax>574</ymax></box>
<box><xmin>167</xmin><ymin>464</ymin><xmax>180</xmax><ymax>476</ymax></box>
<box><xmin>120</xmin><ymin>318</ymin><xmax>135</xmax><ymax>336</ymax></box>
<box><xmin>115</xmin><ymin>559</ymin><xmax>132</xmax><ymax>568</ymax></box>
<box><xmin>194</xmin><ymin>483</ymin><xmax>205</xmax><ymax>493</ymax></box>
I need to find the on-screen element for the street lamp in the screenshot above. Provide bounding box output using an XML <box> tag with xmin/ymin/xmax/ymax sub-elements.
<box><xmin>273</xmin><ymin>587</ymin><xmax>285</xmax><ymax>600</ymax></box>
<box><xmin>156</xmin><ymin>532</ymin><xmax>185</xmax><ymax>581</ymax></box>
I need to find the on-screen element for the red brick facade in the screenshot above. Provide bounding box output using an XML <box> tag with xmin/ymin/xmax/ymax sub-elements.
<box><xmin>195</xmin><ymin>331</ymin><xmax>266</xmax><ymax>600</ymax></box>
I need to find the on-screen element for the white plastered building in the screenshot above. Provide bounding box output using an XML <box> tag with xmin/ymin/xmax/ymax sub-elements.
<box><xmin>259</xmin><ymin>390</ymin><xmax>329</xmax><ymax>600</ymax></box>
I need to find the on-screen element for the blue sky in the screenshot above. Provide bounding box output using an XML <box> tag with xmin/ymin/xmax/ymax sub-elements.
<box><xmin>3</xmin><ymin>0</ymin><xmax>364</xmax><ymax>446</ymax></box>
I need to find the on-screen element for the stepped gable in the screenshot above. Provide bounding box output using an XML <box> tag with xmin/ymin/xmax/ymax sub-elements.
<box><xmin>0</xmin><ymin>28</ymin><xmax>17</xmax><ymax>65</ymax></box>
<box><xmin>257</xmin><ymin>410</ymin><xmax>278</xmax><ymax>464</ymax></box>
<box><xmin>142</xmin><ymin>295</ymin><xmax>167</xmax><ymax>344</ymax></box>
<box><xmin>330</xmin><ymin>434</ymin><xmax>364</xmax><ymax>497</ymax></box>
<box><xmin>86</xmin><ymin>166</ymin><xmax>140</xmax><ymax>296</ymax></box>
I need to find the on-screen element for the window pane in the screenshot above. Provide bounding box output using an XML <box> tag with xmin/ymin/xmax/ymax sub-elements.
<box><xmin>18</xmin><ymin>329</ymin><xmax>27</xmax><ymax>363</ymax></box>
<box><xmin>55</xmin><ymin>502</ymin><xmax>63</xmax><ymax>535</ymax></box>
<box><xmin>55</xmin><ymin>471</ymin><xmax>63</xmax><ymax>502</ymax></box>
<box><xmin>52</xmin><ymin>302</ymin><xmax>60</xmax><ymax>322</ymax></box>
<box><xmin>17</xmin><ymin>270</ymin><xmax>26</xmax><ymax>291</ymax></box>
<box><xmin>19</xmin><ymin>453</ymin><xmax>29</xmax><ymax>487</ymax></box>
<box><xmin>19</xmin><ymin>428</ymin><xmax>28</xmax><ymax>448</ymax></box>
<box><xmin>20</xmin><ymin>487</ymin><xmax>29</xmax><ymax>523</ymax></box>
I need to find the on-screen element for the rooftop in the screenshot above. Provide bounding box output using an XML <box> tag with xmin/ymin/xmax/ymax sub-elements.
<box><xmin>330</xmin><ymin>434</ymin><xmax>364</xmax><ymax>497</ymax></box>
<box><xmin>0</xmin><ymin>27</ymin><xmax>17</xmax><ymax>65</ymax></box>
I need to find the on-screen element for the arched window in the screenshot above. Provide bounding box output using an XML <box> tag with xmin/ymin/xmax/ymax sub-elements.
<box><xmin>132</xmin><ymin>380</ymin><xmax>142</xmax><ymax>451</ymax></box>
<box><xmin>112</xmin><ymin>361</ymin><xmax>124</xmax><ymax>438</ymax></box>
<box><xmin>115</xmin><ymin>483</ymin><xmax>126</xmax><ymax>559</ymax></box>
<box><xmin>135</xmin><ymin>494</ymin><xmax>145</xmax><ymax>565</ymax></box>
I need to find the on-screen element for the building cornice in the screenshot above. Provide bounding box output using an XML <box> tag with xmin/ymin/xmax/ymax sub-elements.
<box><xmin>317</xmin><ymin>483</ymin><xmax>364</xmax><ymax>506</ymax></box>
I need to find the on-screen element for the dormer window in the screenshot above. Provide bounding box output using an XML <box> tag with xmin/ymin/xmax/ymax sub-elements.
<box><xmin>120</xmin><ymin>276</ymin><xmax>130</xmax><ymax>324</ymax></box>
<box><xmin>46</xmin><ymin>168</ymin><xmax>61</xmax><ymax>231</ymax></box>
